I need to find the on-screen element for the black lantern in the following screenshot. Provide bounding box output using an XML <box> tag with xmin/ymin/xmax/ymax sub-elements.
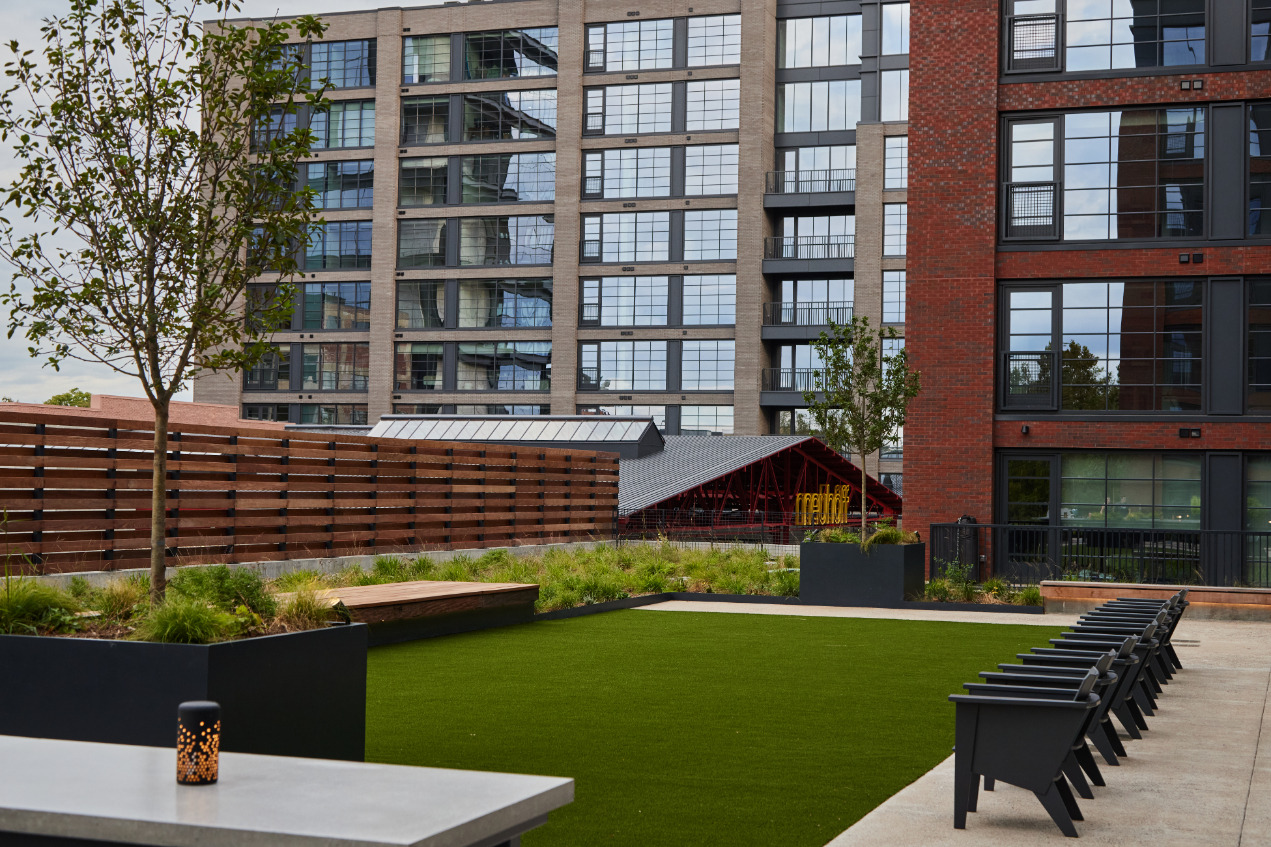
<box><xmin>176</xmin><ymin>700</ymin><xmax>221</xmax><ymax>785</ymax></box>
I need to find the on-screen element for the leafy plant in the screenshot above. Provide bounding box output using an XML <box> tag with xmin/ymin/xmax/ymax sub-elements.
<box><xmin>44</xmin><ymin>388</ymin><xmax>91</xmax><ymax>408</ymax></box>
<box><xmin>0</xmin><ymin>579</ymin><xmax>81</xmax><ymax>634</ymax></box>
<box><xmin>1016</xmin><ymin>585</ymin><xmax>1044</xmax><ymax>607</ymax></box>
<box><xmin>98</xmin><ymin>575</ymin><xmax>150</xmax><ymax>621</ymax></box>
<box><xmin>981</xmin><ymin>577</ymin><xmax>1014</xmax><ymax>602</ymax></box>
<box><xmin>278</xmin><ymin>588</ymin><xmax>332</xmax><ymax>632</ymax></box>
<box><xmin>169</xmin><ymin>565</ymin><xmax>277</xmax><ymax>617</ymax></box>
<box><xmin>815</xmin><ymin>527</ymin><xmax>862</xmax><ymax>544</ymax></box>
<box><xmin>924</xmin><ymin>579</ymin><xmax>953</xmax><ymax>602</ymax></box>
<box><xmin>132</xmin><ymin>596</ymin><xmax>233</xmax><ymax>644</ymax></box>
<box><xmin>861</xmin><ymin>525</ymin><xmax>919</xmax><ymax>551</ymax></box>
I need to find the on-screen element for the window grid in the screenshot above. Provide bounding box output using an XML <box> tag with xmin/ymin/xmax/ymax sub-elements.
<box><xmin>1256</xmin><ymin>0</ymin><xmax>1271</xmax><ymax>62</ymax></box>
<box><xmin>577</xmin><ymin>405</ymin><xmax>669</xmax><ymax>429</ymax></box>
<box><xmin>884</xmin><ymin>137</ymin><xmax>908</xmax><ymax>190</ymax></box>
<box><xmin>251</xmin><ymin>107</ymin><xmax>297</xmax><ymax>153</ymax></box>
<box><xmin>579</xmin><ymin>341</ymin><xmax>668</xmax><ymax>390</ymax></box>
<box><xmin>882</xmin><ymin>271</ymin><xmax>906</xmax><ymax>323</ymax></box>
<box><xmin>298</xmin><ymin>404</ymin><xmax>368</xmax><ymax>425</ymax></box>
<box><xmin>399</xmin><ymin>158</ymin><xmax>448</xmax><ymax>207</ymax></box>
<box><xmin>883</xmin><ymin>204</ymin><xmax>907</xmax><ymax>256</ymax></box>
<box><xmin>301</xmin><ymin>342</ymin><xmax>370</xmax><ymax>392</ymax></box>
<box><xmin>302</xmin><ymin>281</ymin><xmax>371</xmax><ymax>330</ymax></box>
<box><xmin>1065</xmin><ymin>0</ymin><xmax>1204</xmax><ymax>72</ymax></box>
<box><xmin>686</xmin><ymin>15</ymin><xmax>742</xmax><ymax>66</ymax></box>
<box><xmin>1250</xmin><ymin>103</ymin><xmax>1271</xmax><ymax>236</ymax></box>
<box><xmin>462</xmin><ymin>153</ymin><xmax>556</xmax><ymax>203</ymax></box>
<box><xmin>881</xmin><ymin>3</ymin><xmax>911</xmax><ymax>55</ymax></box>
<box><xmin>394</xmin><ymin>342</ymin><xmax>444</xmax><ymax>391</ymax></box>
<box><xmin>396</xmin><ymin>281</ymin><xmax>445</xmax><ymax>329</ymax></box>
<box><xmin>307</xmin><ymin>161</ymin><xmax>374</xmax><ymax>209</ymax></box>
<box><xmin>686</xmin><ymin>80</ymin><xmax>741</xmax><ymax>131</ymax></box>
<box><xmin>456</xmin><ymin>342</ymin><xmax>552</xmax><ymax>391</ymax></box>
<box><xmin>680</xmin><ymin>406</ymin><xmax>734</xmax><ymax>434</ymax></box>
<box><xmin>398</xmin><ymin>219</ymin><xmax>447</xmax><ymax>268</ymax></box>
<box><xmin>682</xmin><ymin>341</ymin><xmax>735</xmax><ymax>390</ymax></box>
<box><xmin>1059</xmin><ymin>454</ymin><xmax>1201</xmax><ymax>529</ymax></box>
<box><xmin>310</xmin><ymin>40</ymin><xmax>377</xmax><ymax>88</ymax></box>
<box><xmin>581</xmin><ymin>277</ymin><xmax>669</xmax><ymax>326</ymax></box>
<box><xmin>586</xmin><ymin>20</ymin><xmax>674</xmax><ymax>71</ymax></box>
<box><xmin>403</xmin><ymin>35</ymin><xmax>450</xmax><ymax>84</ymax></box>
<box><xmin>880</xmin><ymin>70</ymin><xmax>909</xmax><ymax>122</ymax></box>
<box><xmin>463</xmin><ymin>29</ymin><xmax>560</xmax><ymax>79</ymax></box>
<box><xmin>244</xmin><ymin>345</ymin><xmax>291</xmax><ymax>391</ymax></box>
<box><xmin>582</xmin><ymin>213</ymin><xmax>670</xmax><ymax>263</ymax></box>
<box><xmin>459</xmin><ymin>216</ymin><xmax>555</xmax><ymax>266</ymax></box>
<box><xmin>777</xmin><ymin>81</ymin><xmax>861</xmax><ymax>132</ymax></box>
<box><xmin>586</xmin><ymin>84</ymin><xmax>673</xmax><ymax>135</ymax></box>
<box><xmin>462</xmin><ymin>90</ymin><xmax>558</xmax><ymax>141</ymax></box>
<box><xmin>311</xmin><ymin>100</ymin><xmax>375</xmax><ymax>148</ymax></box>
<box><xmin>684</xmin><ymin>210</ymin><xmax>738</xmax><ymax>261</ymax></box>
<box><xmin>402</xmin><ymin>96</ymin><xmax>450</xmax><ymax>145</ymax></box>
<box><xmin>1249</xmin><ymin>279</ymin><xmax>1271</xmax><ymax>410</ymax></box>
<box><xmin>682</xmin><ymin>275</ymin><xmax>736</xmax><ymax>325</ymax></box>
<box><xmin>684</xmin><ymin>145</ymin><xmax>739</xmax><ymax>196</ymax></box>
<box><xmin>584</xmin><ymin>148</ymin><xmax>672</xmax><ymax>199</ymax></box>
<box><xmin>457</xmin><ymin>279</ymin><xmax>553</xmax><ymax>327</ymax></box>
<box><xmin>306</xmin><ymin>221</ymin><xmax>373</xmax><ymax>270</ymax></box>
<box><xmin>778</xmin><ymin>16</ymin><xmax>863</xmax><ymax>68</ymax></box>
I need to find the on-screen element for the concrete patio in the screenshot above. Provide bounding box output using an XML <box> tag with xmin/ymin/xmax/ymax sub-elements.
<box><xmin>637</xmin><ymin>602</ymin><xmax>1271</xmax><ymax>846</ymax></box>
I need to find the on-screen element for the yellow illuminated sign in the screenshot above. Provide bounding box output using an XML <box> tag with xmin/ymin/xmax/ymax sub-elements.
<box><xmin>795</xmin><ymin>484</ymin><xmax>856</xmax><ymax>525</ymax></box>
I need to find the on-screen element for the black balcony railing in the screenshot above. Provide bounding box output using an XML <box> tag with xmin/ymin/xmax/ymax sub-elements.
<box><xmin>1001</xmin><ymin>350</ymin><xmax>1056</xmax><ymax>409</ymax></box>
<box><xmin>577</xmin><ymin>366</ymin><xmax>602</xmax><ymax>390</ymax></box>
<box><xmin>580</xmin><ymin>302</ymin><xmax>600</xmax><ymax>325</ymax></box>
<box><xmin>765</xmin><ymin>169</ymin><xmax>856</xmax><ymax>194</ymax></box>
<box><xmin>763</xmin><ymin>301</ymin><xmax>854</xmax><ymax>327</ymax></box>
<box><xmin>929</xmin><ymin>522</ymin><xmax>1271</xmax><ymax>588</ymax></box>
<box><xmin>762</xmin><ymin>368</ymin><xmax>821</xmax><ymax>392</ymax></box>
<box><xmin>1003</xmin><ymin>182</ymin><xmax>1059</xmax><ymax>239</ymax></box>
<box><xmin>583</xmin><ymin>175</ymin><xmax>603</xmax><ymax>197</ymax></box>
<box><xmin>585</xmin><ymin>49</ymin><xmax>606</xmax><ymax>71</ymax></box>
<box><xmin>1006</xmin><ymin>14</ymin><xmax>1060</xmax><ymax>72</ymax></box>
<box><xmin>583</xmin><ymin>113</ymin><xmax>604</xmax><ymax>134</ymax></box>
<box><xmin>764</xmin><ymin>235</ymin><xmax>855</xmax><ymax>260</ymax></box>
<box><xmin>581</xmin><ymin>239</ymin><xmax>601</xmax><ymax>261</ymax></box>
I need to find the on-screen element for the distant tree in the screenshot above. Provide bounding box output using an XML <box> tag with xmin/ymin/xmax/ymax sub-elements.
<box><xmin>802</xmin><ymin>315</ymin><xmax>920</xmax><ymax>540</ymax></box>
<box><xmin>44</xmin><ymin>388</ymin><xmax>91</xmax><ymax>408</ymax></box>
<box><xmin>0</xmin><ymin>0</ymin><xmax>327</xmax><ymax>601</ymax></box>
<box><xmin>0</xmin><ymin>396</ymin><xmax>13</xmax><ymax>403</ymax></box>
<box><xmin>1008</xmin><ymin>341</ymin><xmax>1113</xmax><ymax>410</ymax></box>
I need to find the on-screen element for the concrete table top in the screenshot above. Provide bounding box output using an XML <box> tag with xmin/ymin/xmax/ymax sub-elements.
<box><xmin>0</xmin><ymin>735</ymin><xmax>573</xmax><ymax>847</ymax></box>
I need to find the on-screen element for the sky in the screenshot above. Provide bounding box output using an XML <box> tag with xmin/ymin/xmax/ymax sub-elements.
<box><xmin>0</xmin><ymin>0</ymin><xmax>412</xmax><ymax>403</ymax></box>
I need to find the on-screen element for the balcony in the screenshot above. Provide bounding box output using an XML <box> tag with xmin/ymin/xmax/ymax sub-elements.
<box><xmin>760</xmin><ymin>368</ymin><xmax>824</xmax><ymax>405</ymax></box>
<box><xmin>761</xmin><ymin>302</ymin><xmax>853</xmax><ymax>341</ymax></box>
<box><xmin>764</xmin><ymin>169</ymin><xmax>855</xmax><ymax>209</ymax></box>
<box><xmin>762</xmin><ymin>235</ymin><xmax>854</xmax><ymax>275</ymax></box>
<box><xmin>1005</xmin><ymin>13</ymin><xmax>1060</xmax><ymax>73</ymax></box>
<box><xmin>1002</xmin><ymin>182</ymin><xmax>1059</xmax><ymax>240</ymax></box>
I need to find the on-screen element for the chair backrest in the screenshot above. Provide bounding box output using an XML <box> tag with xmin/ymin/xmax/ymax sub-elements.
<box><xmin>1117</xmin><ymin>636</ymin><xmax>1139</xmax><ymax>658</ymax></box>
<box><xmin>1075</xmin><ymin>668</ymin><xmax>1099</xmax><ymax>700</ymax></box>
<box><xmin>1094</xmin><ymin>650</ymin><xmax>1115</xmax><ymax>674</ymax></box>
<box><xmin>1156</xmin><ymin>609</ymin><xmax>1168</xmax><ymax>625</ymax></box>
<box><xmin>1142</xmin><ymin>622</ymin><xmax>1158</xmax><ymax>640</ymax></box>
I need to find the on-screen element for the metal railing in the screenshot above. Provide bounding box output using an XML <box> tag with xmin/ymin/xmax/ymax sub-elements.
<box><xmin>580</xmin><ymin>303</ymin><xmax>600</xmax><ymax>325</ymax></box>
<box><xmin>619</xmin><ymin>509</ymin><xmax>888</xmax><ymax>546</ymax></box>
<box><xmin>764</xmin><ymin>235</ymin><xmax>855</xmax><ymax>260</ymax></box>
<box><xmin>577</xmin><ymin>367</ymin><xmax>602</xmax><ymax>390</ymax></box>
<box><xmin>1003</xmin><ymin>182</ymin><xmax>1059</xmax><ymax>239</ymax></box>
<box><xmin>929</xmin><ymin>522</ymin><xmax>1271</xmax><ymax>588</ymax></box>
<box><xmin>763</xmin><ymin>301</ymin><xmax>854</xmax><ymax>327</ymax></box>
<box><xmin>1001</xmin><ymin>350</ymin><xmax>1056</xmax><ymax>408</ymax></box>
<box><xmin>1006</xmin><ymin>14</ymin><xmax>1060</xmax><ymax>72</ymax></box>
<box><xmin>583</xmin><ymin>113</ymin><xmax>604</xmax><ymax>134</ymax></box>
<box><xmin>762</xmin><ymin>368</ymin><xmax>822</xmax><ymax>392</ymax></box>
<box><xmin>765</xmin><ymin>169</ymin><xmax>856</xmax><ymax>194</ymax></box>
<box><xmin>581</xmin><ymin>239</ymin><xmax>601</xmax><ymax>260</ymax></box>
<box><xmin>583</xmin><ymin>175</ymin><xmax>603</xmax><ymax>197</ymax></box>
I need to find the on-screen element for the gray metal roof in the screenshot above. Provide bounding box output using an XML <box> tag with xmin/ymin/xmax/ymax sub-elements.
<box><xmin>366</xmin><ymin>414</ymin><xmax>664</xmax><ymax>458</ymax></box>
<box><xmin>619</xmin><ymin>435</ymin><xmax>812</xmax><ymax>512</ymax></box>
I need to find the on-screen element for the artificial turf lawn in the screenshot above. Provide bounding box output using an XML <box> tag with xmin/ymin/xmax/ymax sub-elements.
<box><xmin>365</xmin><ymin>610</ymin><xmax>1060</xmax><ymax>847</ymax></box>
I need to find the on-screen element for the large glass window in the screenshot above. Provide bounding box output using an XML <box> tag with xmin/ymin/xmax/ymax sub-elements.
<box><xmin>398</xmin><ymin>219</ymin><xmax>447</xmax><ymax>267</ymax></box>
<box><xmin>403</xmin><ymin>35</ymin><xmax>450</xmax><ymax>84</ymax></box>
<box><xmin>579</xmin><ymin>341</ymin><xmax>667</xmax><ymax>391</ymax></box>
<box><xmin>577</xmin><ymin>405</ymin><xmax>669</xmax><ymax>429</ymax></box>
<box><xmin>884</xmin><ymin>136</ymin><xmax>909</xmax><ymax>189</ymax></box>
<box><xmin>777</xmin><ymin>81</ymin><xmax>861</xmax><ymax>132</ymax></box>
<box><xmin>463</xmin><ymin>90</ymin><xmax>557</xmax><ymax>141</ymax></box>
<box><xmin>686</xmin><ymin>15</ymin><xmax>741</xmax><ymax>66</ymax></box>
<box><xmin>778</xmin><ymin>16</ymin><xmax>863</xmax><ymax>67</ymax></box>
<box><xmin>402</xmin><ymin>96</ymin><xmax>450</xmax><ymax>145</ymax></box>
<box><xmin>298</xmin><ymin>404</ymin><xmax>368</xmax><ymax>425</ymax></box>
<box><xmin>683</xmin><ymin>275</ymin><xmax>736</xmax><ymax>325</ymax></box>
<box><xmin>580</xmin><ymin>277</ymin><xmax>669</xmax><ymax>326</ymax></box>
<box><xmin>461</xmin><ymin>153</ymin><xmax>556</xmax><ymax>203</ymax></box>
<box><xmin>242</xmin><ymin>403</ymin><xmax>290</xmax><ymax>422</ymax></box>
<box><xmin>581</xmin><ymin>212</ymin><xmax>670</xmax><ymax>263</ymax></box>
<box><xmin>883</xmin><ymin>271</ymin><xmax>906</xmax><ymax>323</ymax></box>
<box><xmin>457</xmin><ymin>278</ymin><xmax>552</xmax><ymax>327</ymax></box>
<box><xmin>771</xmin><ymin>343</ymin><xmax>825</xmax><ymax>392</ymax></box>
<box><xmin>463</xmin><ymin>29</ymin><xmax>559</xmax><ymax>79</ymax></box>
<box><xmin>307</xmin><ymin>161</ymin><xmax>373</xmax><ymax>209</ymax></box>
<box><xmin>880</xmin><ymin>70</ymin><xmax>909</xmax><ymax>122</ymax></box>
<box><xmin>1251</xmin><ymin>104</ymin><xmax>1271</xmax><ymax>236</ymax></box>
<box><xmin>686</xmin><ymin>79</ymin><xmax>741</xmax><ymax>131</ymax></box>
<box><xmin>244</xmin><ymin>345</ymin><xmax>291</xmax><ymax>391</ymax></box>
<box><xmin>1004</xmin><ymin>109</ymin><xmax>1205</xmax><ymax>241</ymax></box>
<box><xmin>397</xmin><ymin>281</ymin><xmax>445</xmax><ymax>329</ymax></box>
<box><xmin>883</xmin><ymin>203</ymin><xmax>907</xmax><ymax>256</ymax></box>
<box><xmin>399</xmin><ymin>158</ymin><xmax>448</xmax><ymax>207</ymax></box>
<box><xmin>301</xmin><ymin>342</ymin><xmax>370</xmax><ymax>391</ymax></box>
<box><xmin>1058</xmin><ymin>453</ymin><xmax>1201</xmax><ymax>529</ymax></box>
<box><xmin>684</xmin><ymin>210</ymin><xmax>738</xmax><ymax>260</ymax></box>
<box><xmin>585</xmin><ymin>83</ymin><xmax>673</xmax><ymax>135</ymax></box>
<box><xmin>394</xmin><ymin>342</ymin><xmax>444</xmax><ymax>391</ymax></box>
<box><xmin>456</xmin><ymin>404</ymin><xmax>550</xmax><ymax>415</ymax></box>
<box><xmin>305</xmin><ymin>221</ymin><xmax>372</xmax><ymax>270</ymax></box>
<box><xmin>684</xmin><ymin>145</ymin><xmax>739</xmax><ymax>195</ymax></box>
<box><xmin>1065</xmin><ymin>0</ymin><xmax>1204</xmax><ymax>72</ymax></box>
<box><xmin>1256</xmin><ymin>0</ymin><xmax>1271</xmax><ymax>61</ymax></box>
<box><xmin>311</xmin><ymin>100</ymin><xmax>375</xmax><ymax>148</ymax></box>
<box><xmin>302</xmin><ymin>282</ymin><xmax>371</xmax><ymax>330</ymax></box>
<box><xmin>881</xmin><ymin>3</ymin><xmax>911</xmax><ymax>54</ymax></box>
<box><xmin>776</xmin><ymin>215</ymin><xmax>855</xmax><ymax>259</ymax></box>
<box><xmin>459</xmin><ymin>216</ymin><xmax>555</xmax><ymax>266</ymax></box>
<box><xmin>1248</xmin><ymin>456</ymin><xmax>1271</xmax><ymax>531</ymax></box>
<box><xmin>456</xmin><ymin>342</ymin><xmax>551</xmax><ymax>391</ymax></box>
<box><xmin>251</xmin><ymin>106</ymin><xmax>297</xmax><ymax>153</ymax></box>
<box><xmin>777</xmin><ymin>146</ymin><xmax>857</xmax><ymax>192</ymax></box>
<box><xmin>772</xmin><ymin>278</ymin><xmax>855</xmax><ymax>326</ymax></box>
<box><xmin>680</xmin><ymin>406</ymin><xmax>734</xmax><ymax>434</ymax></box>
<box><xmin>1249</xmin><ymin>279</ymin><xmax>1271</xmax><ymax>410</ymax></box>
<box><xmin>310</xmin><ymin>40</ymin><xmax>376</xmax><ymax>88</ymax></box>
<box><xmin>585</xmin><ymin>20</ymin><xmax>673</xmax><ymax>72</ymax></box>
<box><xmin>583</xmin><ymin>148</ymin><xmax>672</xmax><ymax>199</ymax></box>
<box><xmin>1002</xmin><ymin>280</ymin><xmax>1203</xmax><ymax>412</ymax></box>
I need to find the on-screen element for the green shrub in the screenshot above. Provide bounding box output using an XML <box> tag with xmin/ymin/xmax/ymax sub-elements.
<box><xmin>132</xmin><ymin>596</ymin><xmax>233</xmax><ymax>644</ymax></box>
<box><xmin>981</xmin><ymin>577</ymin><xmax>1009</xmax><ymax>598</ymax></box>
<box><xmin>0</xmin><ymin>577</ymin><xmax>80</xmax><ymax>634</ymax></box>
<box><xmin>771</xmin><ymin>568</ymin><xmax>800</xmax><ymax>597</ymax></box>
<box><xmin>278</xmin><ymin>588</ymin><xmax>331</xmax><ymax>632</ymax></box>
<box><xmin>271</xmin><ymin>569</ymin><xmax>328</xmax><ymax>592</ymax></box>
<box><xmin>954</xmin><ymin>580</ymin><xmax>980</xmax><ymax>603</ymax></box>
<box><xmin>862</xmin><ymin>525</ymin><xmax>920</xmax><ymax>551</ymax></box>
<box><xmin>371</xmin><ymin>555</ymin><xmax>411</xmax><ymax>583</ymax></box>
<box><xmin>1017</xmin><ymin>585</ymin><xmax>1044</xmax><ymax>607</ymax></box>
<box><xmin>924</xmin><ymin>578</ymin><xmax>952</xmax><ymax>602</ymax></box>
<box><xmin>98</xmin><ymin>575</ymin><xmax>149</xmax><ymax>621</ymax></box>
<box><xmin>169</xmin><ymin>565</ymin><xmax>277</xmax><ymax>617</ymax></box>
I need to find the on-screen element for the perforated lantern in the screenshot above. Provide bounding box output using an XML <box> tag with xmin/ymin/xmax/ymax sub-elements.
<box><xmin>176</xmin><ymin>701</ymin><xmax>221</xmax><ymax>785</ymax></box>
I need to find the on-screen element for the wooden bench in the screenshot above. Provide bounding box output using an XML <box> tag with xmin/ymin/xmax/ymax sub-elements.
<box><xmin>291</xmin><ymin>581</ymin><xmax>540</xmax><ymax>645</ymax></box>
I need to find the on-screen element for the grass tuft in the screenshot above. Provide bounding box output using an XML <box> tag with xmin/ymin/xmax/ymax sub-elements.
<box><xmin>0</xmin><ymin>578</ymin><xmax>79</xmax><ymax>634</ymax></box>
<box><xmin>132</xmin><ymin>595</ymin><xmax>232</xmax><ymax>644</ymax></box>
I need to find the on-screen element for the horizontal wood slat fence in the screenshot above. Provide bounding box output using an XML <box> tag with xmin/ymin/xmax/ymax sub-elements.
<box><xmin>0</xmin><ymin>410</ymin><xmax>619</xmax><ymax>575</ymax></box>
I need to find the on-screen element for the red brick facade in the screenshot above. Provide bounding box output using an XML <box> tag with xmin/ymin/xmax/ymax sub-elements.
<box><xmin>907</xmin><ymin>0</ymin><xmax>1271</xmax><ymax>536</ymax></box>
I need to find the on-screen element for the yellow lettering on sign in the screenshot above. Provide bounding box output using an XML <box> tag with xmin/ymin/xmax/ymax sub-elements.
<box><xmin>795</xmin><ymin>484</ymin><xmax>855</xmax><ymax>525</ymax></box>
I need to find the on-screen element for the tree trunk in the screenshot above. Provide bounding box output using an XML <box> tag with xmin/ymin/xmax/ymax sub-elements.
<box><xmin>149</xmin><ymin>402</ymin><xmax>170</xmax><ymax>604</ymax></box>
<box><xmin>861</xmin><ymin>459</ymin><xmax>868</xmax><ymax>540</ymax></box>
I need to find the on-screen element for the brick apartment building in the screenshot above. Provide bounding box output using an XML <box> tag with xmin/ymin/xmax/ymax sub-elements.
<box><xmin>906</xmin><ymin>0</ymin><xmax>1271</xmax><ymax>574</ymax></box>
<box><xmin>193</xmin><ymin>0</ymin><xmax>912</xmax><ymax>490</ymax></box>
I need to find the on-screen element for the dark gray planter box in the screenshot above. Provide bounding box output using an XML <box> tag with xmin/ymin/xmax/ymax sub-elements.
<box><xmin>799</xmin><ymin>541</ymin><xmax>926</xmax><ymax>606</ymax></box>
<box><xmin>0</xmin><ymin>623</ymin><xmax>367</xmax><ymax>761</ymax></box>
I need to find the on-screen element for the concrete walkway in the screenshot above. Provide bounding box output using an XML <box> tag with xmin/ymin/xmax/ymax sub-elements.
<box><xmin>636</xmin><ymin>602</ymin><xmax>1271</xmax><ymax>846</ymax></box>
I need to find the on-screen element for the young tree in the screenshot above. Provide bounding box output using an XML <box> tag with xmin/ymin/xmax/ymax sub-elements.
<box><xmin>0</xmin><ymin>0</ymin><xmax>326</xmax><ymax>600</ymax></box>
<box><xmin>44</xmin><ymin>388</ymin><xmax>91</xmax><ymax>408</ymax></box>
<box><xmin>802</xmin><ymin>315</ymin><xmax>920</xmax><ymax>540</ymax></box>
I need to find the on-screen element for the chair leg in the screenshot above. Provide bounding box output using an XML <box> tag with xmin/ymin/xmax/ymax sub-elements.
<box><xmin>1102</xmin><ymin>718</ymin><xmax>1127</xmax><ymax>757</ymax></box>
<box><xmin>969</xmin><ymin>773</ymin><xmax>981</xmax><ymax>812</ymax></box>
<box><xmin>1166</xmin><ymin>643</ymin><xmax>1182</xmax><ymax>669</ymax></box>
<box><xmin>954</xmin><ymin>759</ymin><xmax>975</xmax><ymax>829</ymax></box>
<box><xmin>984</xmin><ymin>776</ymin><xmax>995</xmax><ymax>792</ymax></box>
<box><xmin>1089</xmin><ymin>726</ymin><xmax>1119</xmax><ymax>766</ymax></box>
<box><xmin>1055</xmin><ymin>774</ymin><xmax>1084</xmax><ymax>822</ymax></box>
<box><xmin>1035</xmin><ymin>780</ymin><xmax>1080</xmax><ymax>838</ymax></box>
<box><xmin>1126</xmin><ymin>697</ymin><xmax>1150</xmax><ymax>730</ymax></box>
<box><xmin>1062</xmin><ymin>755</ymin><xmax>1094</xmax><ymax>800</ymax></box>
<box><xmin>1112</xmin><ymin>702</ymin><xmax>1143</xmax><ymax>739</ymax></box>
<box><xmin>1075</xmin><ymin>742</ymin><xmax>1105</xmax><ymax>786</ymax></box>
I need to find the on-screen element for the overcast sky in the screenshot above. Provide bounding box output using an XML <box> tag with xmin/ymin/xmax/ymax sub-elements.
<box><xmin>0</xmin><ymin>0</ymin><xmax>419</xmax><ymax>403</ymax></box>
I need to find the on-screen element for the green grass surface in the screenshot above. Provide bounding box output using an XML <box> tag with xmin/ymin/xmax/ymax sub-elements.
<box><xmin>366</xmin><ymin>610</ymin><xmax>1058</xmax><ymax>846</ymax></box>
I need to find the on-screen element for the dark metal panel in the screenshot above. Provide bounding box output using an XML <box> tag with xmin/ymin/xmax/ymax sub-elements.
<box><xmin>1210</xmin><ymin>0</ymin><xmax>1249</xmax><ymax>66</ymax></box>
<box><xmin>671</xmin><ymin>81</ymin><xmax>687</xmax><ymax>134</ymax></box>
<box><xmin>667</xmin><ymin>339</ymin><xmax>683</xmax><ymax>391</ymax></box>
<box><xmin>669</xmin><ymin>210</ymin><xmax>685</xmax><ymax>262</ymax></box>
<box><xmin>665</xmin><ymin>404</ymin><xmax>682</xmax><ymax>435</ymax></box>
<box><xmin>668</xmin><ymin>275</ymin><xmax>684</xmax><ymax>326</ymax></box>
<box><xmin>1209</xmin><ymin>104</ymin><xmax>1247</xmax><ymax>240</ymax></box>
<box><xmin>442</xmin><ymin>341</ymin><xmax>457</xmax><ymax>391</ymax></box>
<box><xmin>1204</xmin><ymin>452</ymin><xmax>1243</xmax><ymax>532</ymax></box>
<box><xmin>1206</xmin><ymin>277</ymin><xmax>1245</xmax><ymax>413</ymax></box>
<box><xmin>444</xmin><ymin>279</ymin><xmax>459</xmax><ymax>328</ymax></box>
<box><xmin>671</xmin><ymin>146</ymin><xmax>686</xmax><ymax>197</ymax></box>
<box><xmin>673</xmin><ymin>17</ymin><xmax>688</xmax><ymax>68</ymax></box>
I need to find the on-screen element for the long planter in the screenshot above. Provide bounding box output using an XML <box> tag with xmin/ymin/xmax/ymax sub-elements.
<box><xmin>799</xmin><ymin>541</ymin><xmax>926</xmax><ymax>606</ymax></box>
<box><xmin>0</xmin><ymin>623</ymin><xmax>367</xmax><ymax>761</ymax></box>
